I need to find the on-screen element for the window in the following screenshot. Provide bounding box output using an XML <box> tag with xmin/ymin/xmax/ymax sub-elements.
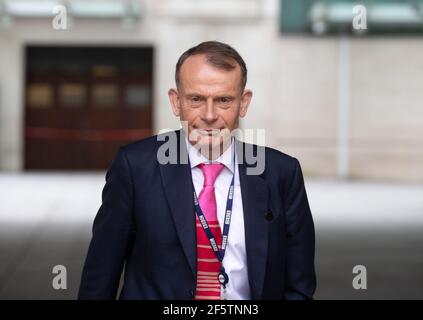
<box><xmin>280</xmin><ymin>0</ymin><xmax>423</xmax><ymax>34</ymax></box>
<box><xmin>125</xmin><ymin>85</ymin><xmax>151</xmax><ymax>109</ymax></box>
<box><xmin>27</xmin><ymin>83</ymin><xmax>53</xmax><ymax>108</ymax></box>
<box><xmin>59</xmin><ymin>83</ymin><xmax>86</xmax><ymax>108</ymax></box>
<box><xmin>92</xmin><ymin>84</ymin><xmax>119</xmax><ymax>108</ymax></box>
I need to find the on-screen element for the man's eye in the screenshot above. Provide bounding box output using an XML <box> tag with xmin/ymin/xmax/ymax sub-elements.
<box><xmin>220</xmin><ymin>97</ymin><xmax>233</xmax><ymax>103</ymax></box>
<box><xmin>191</xmin><ymin>97</ymin><xmax>200</xmax><ymax>102</ymax></box>
<box><xmin>218</xmin><ymin>97</ymin><xmax>232</xmax><ymax>105</ymax></box>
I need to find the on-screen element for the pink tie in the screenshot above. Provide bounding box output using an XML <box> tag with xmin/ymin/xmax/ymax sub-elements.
<box><xmin>194</xmin><ymin>163</ymin><xmax>224</xmax><ymax>300</ymax></box>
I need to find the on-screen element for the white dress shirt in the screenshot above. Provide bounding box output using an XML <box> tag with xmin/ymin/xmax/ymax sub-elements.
<box><xmin>185</xmin><ymin>136</ymin><xmax>251</xmax><ymax>300</ymax></box>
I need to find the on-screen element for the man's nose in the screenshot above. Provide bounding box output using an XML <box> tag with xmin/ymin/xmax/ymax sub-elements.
<box><xmin>201</xmin><ymin>99</ymin><xmax>218</xmax><ymax>122</ymax></box>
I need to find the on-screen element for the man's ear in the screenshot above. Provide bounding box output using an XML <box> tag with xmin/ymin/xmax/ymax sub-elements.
<box><xmin>168</xmin><ymin>88</ymin><xmax>181</xmax><ymax>116</ymax></box>
<box><xmin>239</xmin><ymin>89</ymin><xmax>253</xmax><ymax>118</ymax></box>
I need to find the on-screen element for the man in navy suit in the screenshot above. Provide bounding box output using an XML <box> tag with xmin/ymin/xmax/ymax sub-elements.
<box><xmin>78</xmin><ymin>41</ymin><xmax>316</xmax><ymax>300</ymax></box>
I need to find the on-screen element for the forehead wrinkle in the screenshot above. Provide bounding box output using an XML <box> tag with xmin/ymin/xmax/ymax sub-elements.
<box><xmin>184</xmin><ymin>84</ymin><xmax>237</xmax><ymax>98</ymax></box>
<box><xmin>179</xmin><ymin>55</ymin><xmax>241</xmax><ymax>96</ymax></box>
<box><xmin>182</xmin><ymin>74</ymin><xmax>239</xmax><ymax>97</ymax></box>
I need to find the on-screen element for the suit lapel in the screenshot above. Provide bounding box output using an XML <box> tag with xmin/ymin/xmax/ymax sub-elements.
<box><xmin>159</xmin><ymin>130</ymin><xmax>197</xmax><ymax>277</ymax></box>
<box><xmin>237</xmin><ymin>140</ymin><xmax>269</xmax><ymax>300</ymax></box>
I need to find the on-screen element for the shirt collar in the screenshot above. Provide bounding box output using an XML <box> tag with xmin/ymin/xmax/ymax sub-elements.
<box><xmin>184</xmin><ymin>133</ymin><xmax>235</xmax><ymax>173</ymax></box>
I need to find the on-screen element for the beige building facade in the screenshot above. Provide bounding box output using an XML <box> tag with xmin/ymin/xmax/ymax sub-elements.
<box><xmin>0</xmin><ymin>0</ymin><xmax>422</xmax><ymax>181</ymax></box>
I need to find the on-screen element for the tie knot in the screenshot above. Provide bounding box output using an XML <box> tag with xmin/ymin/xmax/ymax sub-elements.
<box><xmin>198</xmin><ymin>163</ymin><xmax>224</xmax><ymax>186</ymax></box>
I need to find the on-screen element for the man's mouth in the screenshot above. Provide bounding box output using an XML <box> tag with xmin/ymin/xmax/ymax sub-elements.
<box><xmin>195</xmin><ymin>128</ymin><xmax>222</xmax><ymax>136</ymax></box>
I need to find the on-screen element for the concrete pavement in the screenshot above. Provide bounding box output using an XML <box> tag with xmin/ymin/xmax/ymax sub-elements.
<box><xmin>0</xmin><ymin>173</ymin><xmax>422</xmax><ymax>299</ymax></box>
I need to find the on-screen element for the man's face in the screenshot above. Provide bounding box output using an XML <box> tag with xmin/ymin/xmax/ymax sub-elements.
<box><xmin>168</xmin><ymin>54</ymin><xmax>252</xmax><ymax>157</ymax></box>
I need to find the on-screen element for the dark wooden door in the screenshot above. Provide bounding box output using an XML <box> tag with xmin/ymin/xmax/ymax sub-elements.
<box><xmin>24</xmin><ymin>46</ymin><xmax>153</xmax><ymax>170</ymax></box>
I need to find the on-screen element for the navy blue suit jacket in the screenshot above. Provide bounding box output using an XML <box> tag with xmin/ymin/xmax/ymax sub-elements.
<box><xmin>78</xmin><ymin>129</ymin><xmax>316</xmax><ymax>300</ymax></box>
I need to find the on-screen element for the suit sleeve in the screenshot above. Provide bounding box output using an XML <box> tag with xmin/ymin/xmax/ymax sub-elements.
<box><xmin>284</xmin><ymin>158</ymin><xmax>316</xmax><ymax>300</ymax></box>
<box><xmin>78</xmin><ymin>147</ymin><xmax>135</xmax><ymax>299</ymax></box>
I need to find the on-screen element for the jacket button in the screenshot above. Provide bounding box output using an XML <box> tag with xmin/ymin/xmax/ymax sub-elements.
<box><xmin>265</xmin><ymin>210</ymin><xmax>273</xmax><ymax>221</ymax></box>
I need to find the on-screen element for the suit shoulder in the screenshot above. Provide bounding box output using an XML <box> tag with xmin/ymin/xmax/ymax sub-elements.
<box><xmin>240</xmin><ymin>141</ymin><xmax>299</xmax><ymax>178</ymax></box>
<box><xmin>259</xmin><ymin>146</ymin><xmax>304</xmax><ymax>198</ymax></box>
<box><xmin>115</xmin><ymin>132</ymin><xmax>169</xmax><ymax>170</ymax></box>
<box><xmin>121</xmin><ymin>130</ymin><xmax>180</xmax><ymax>155</ymax></box>
<box><xmin>117</xmin><ymin>130</ymin><xmax>182</xmax><ymax>169</ymax></box>
<box><xmin>264</xmin><ymin>145</ymin><xmax>298</xmax><ymax>166</ymax></box>
<box><xmin>242</xmin><ymin>142</ymin><xmax>298</xmax><ymax>167</ymax></box>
